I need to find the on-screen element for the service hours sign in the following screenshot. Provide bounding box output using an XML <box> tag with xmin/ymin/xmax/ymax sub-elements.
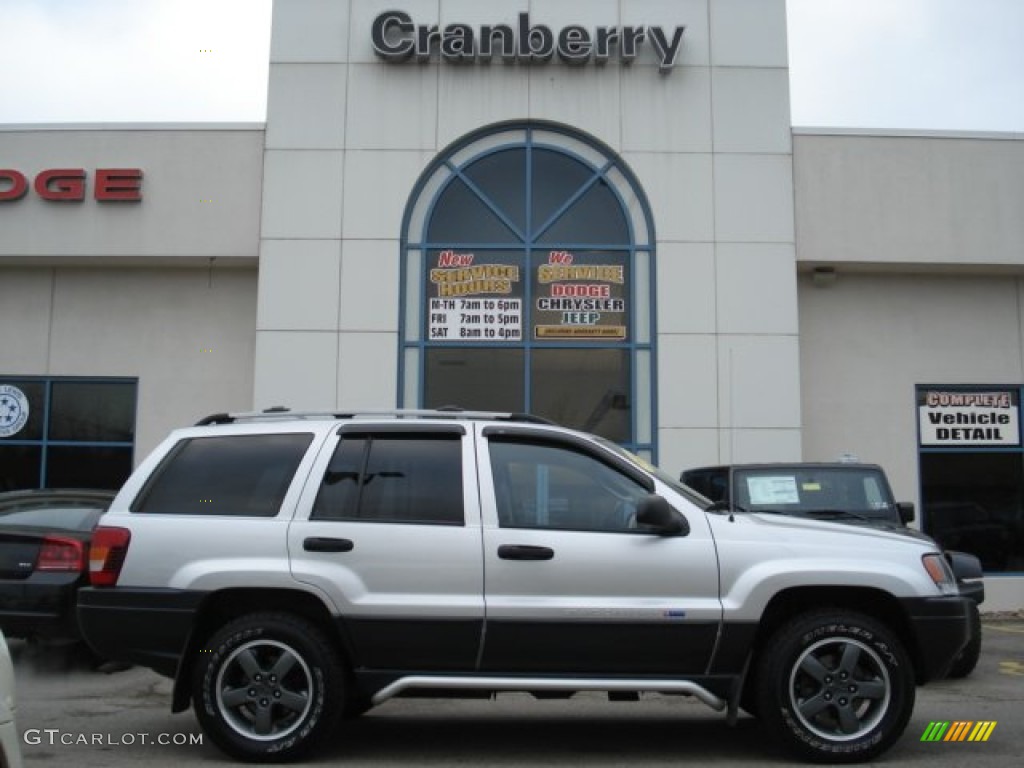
<box><xmin>427</xmin><ymin>250</ymin><xmax>523</xmax><ymax>341</ymax></box>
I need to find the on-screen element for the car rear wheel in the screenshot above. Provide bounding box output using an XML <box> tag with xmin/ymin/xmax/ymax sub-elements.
<box><xmin>756</xmin><ymin>610</ymin><xmax>915</xmax><ymax>763</ymax></box>
<box><xmin>193</xmin><ymin>612</ymin><xmax>344</xmax><ymax>762</ymax></box>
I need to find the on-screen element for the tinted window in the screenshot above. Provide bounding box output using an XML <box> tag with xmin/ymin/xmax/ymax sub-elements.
<box><xmin>463</xmin><ymin>148</ymin><xmax>527</xmax><ymax>233</ymax></box>
<box><xmin>313</xmin><ymin>434</ymin><xmax>463</xmax><ymax>525</ymax></box>
<box><xmin>0</xmin><ymin>446</ymin><xmax>41</xmax><ymax>493</ymax></box>
<box><xmin>530</xmin><ymin>149</ymin><xmax>592</xmax><ymax>231</ymax></box>
<box><xmin>427</xmin><ymin>178</ymin><xmax>518</xmax><ymax>243</ymax></box>
<box><xmin>537</xmin><ymin>178</ymin><xmax>628</xmax><ymax>244</ymax></box>
<box><xmin>489</xmin><ymin>439</ymin><xmax>649</xmax><ymax>532</ymax></box>
<box><xmin>921</xmin><ymin>451</ymin><xmax>1022</xmax><ymax>572</ymax></box>
<box><xmin>0</xmin><ymin>376</ymin><xmax>136</xmax><ymax>491</ymax></box>
<box><xmin>531</xmin><ymin>349</ymin><xmax>629</xmax><ymax>441</ymax></box>
<box><xmin>425</xmin><ymin>348</ymin><xmax>525</xmax><ymax>413</ymax></box>
<box><xmin>49</xmin><ymin>380</ymin><xmax>135</xmax><ymax>441</ymax></box>
<box><xmin>681</xmin><ymin>469</ymin><xmax>728</xmax><ymax>503</ymax></box>
<box><xmin>46</xmin><ymin>446</ymin><xmax>133</xmax><ymax>490</ymax></box>
<box><xmin>134</xmin><ymin>433</ymin><xmax>313</xmax><ymax>516</ymax></box>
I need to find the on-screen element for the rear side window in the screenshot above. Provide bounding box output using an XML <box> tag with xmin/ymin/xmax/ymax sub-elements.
<box><xmin>133</xmin><ymin>433</ymin><xmax>313</xmax><ymax>516</ymax></box>
<box><xmin>312</xmin><ymin>433</ymin><xmax>463</xmax><ymax>525</ymax></box>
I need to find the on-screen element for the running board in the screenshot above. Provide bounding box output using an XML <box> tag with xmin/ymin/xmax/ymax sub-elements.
<box><xmin>371</xmin><ymin>676</ymin><xmax>726</xmax><ymax>711</ymax></box>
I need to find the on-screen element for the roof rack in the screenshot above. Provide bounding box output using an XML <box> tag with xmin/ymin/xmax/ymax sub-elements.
<box><xmin>194</xmin><ymin>407</ymin><xmax>558</xmax><ymax>427</ymax></box>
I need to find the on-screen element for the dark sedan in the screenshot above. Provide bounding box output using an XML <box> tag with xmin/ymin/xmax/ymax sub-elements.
<box><xmin>0</xmin><ymin>489</ymin><xmax>114</xmax><ymax>641</ymax></box>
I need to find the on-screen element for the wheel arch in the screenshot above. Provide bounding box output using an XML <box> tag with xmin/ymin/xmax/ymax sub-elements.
<box><xmin>171</xmin><ymin>587</ymin><xmax>350</xmax><ymax>712</ymax></box>
<box><xmin>746</xmin><ymin>587</ymin><xmax>924</xmax><ymax>688</ymax></box>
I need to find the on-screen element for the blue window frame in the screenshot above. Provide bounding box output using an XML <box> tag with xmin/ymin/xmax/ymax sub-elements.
<box><xmin>399</xmin><ymin>122</ymin><xmax>657</xmax><ymax>460</ymax></box>
<box><xmin>0</xmin><ymin>375</ymin><xmax>137</xmax><ymax>491</ymax></box>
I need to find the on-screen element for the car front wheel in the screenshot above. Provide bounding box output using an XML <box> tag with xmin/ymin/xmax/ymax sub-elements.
<box><xmin>756</xmin><ymin>610</ymin><xmax>915</xmax><ymax>763</ymax></box>
<box><xmin>193</xmin><ymin>612</ymin><xmax>344</xmax><ymax>762</ymax></box>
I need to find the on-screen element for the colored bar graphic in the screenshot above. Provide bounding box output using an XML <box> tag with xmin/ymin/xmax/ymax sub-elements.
<box><xmin>920</xmin><ymin>721</ymin><xmax>996</xmax><ymax>742</ymax></box>
<box><xmin>968</xmin><ymin>722</ymin><xmax>997</xmax><ymax>742</ymax></box>
<box><xmin>921</xmin><ymin>721</ymin><xmax>949</xmax><ymax>741</ymax></box>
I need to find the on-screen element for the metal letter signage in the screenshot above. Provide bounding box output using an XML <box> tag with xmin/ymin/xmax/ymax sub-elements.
<box><xmin>371</xmin><ymin>11</ymin><xmax>685</xmax><ymax>73</ymax></box>
<box><xmin>0</xmin><ymin>168</ymin><xmax>143</xmax><ymax>203</ymax></box>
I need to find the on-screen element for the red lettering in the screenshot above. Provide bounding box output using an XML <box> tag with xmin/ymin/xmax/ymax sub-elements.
<box><xmin>548</xmin><ymin>250</ymin><xmax>573</xmax><ymax>264</ymax></box>
<box><xmin>34</xmin><ymin>168</ymin><xmax>86</xmax><ymax>201</ymax></box>
<box><xmin>437</xmin><ymin>249</ymin><xmax>474</xmax><ymax>267</ymax></box>
<box><xmin>0</xmin><ymin>169</ymin><xmax>28</xmax><ymax>201</ymax></box>
<box><xmin>94</xmin><ymin>168</ymin><xmax>143</xmax><ymax>201</ymax></box>
<box><xmin>551</xmin><ymin>283</ymin><xmax>610</xmax><ymax>297</ymax></box>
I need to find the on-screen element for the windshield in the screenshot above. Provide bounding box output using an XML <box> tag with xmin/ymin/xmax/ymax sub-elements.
<box><xmin>733</xmin><ymin>467</ymin><xmax>899</xmax><ymax>522</ymax></box>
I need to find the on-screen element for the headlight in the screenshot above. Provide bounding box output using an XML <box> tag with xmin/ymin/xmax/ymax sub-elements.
<box><xmin>922</xmin><ymin>553</ymin><xmax>958</xmax><ymax>595</ymax></box>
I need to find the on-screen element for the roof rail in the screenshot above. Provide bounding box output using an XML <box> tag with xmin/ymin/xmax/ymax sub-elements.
<box><xmin>194</xmin><ymin>407</ymin><xmax>558</xmax><ymax>427</ymax></box>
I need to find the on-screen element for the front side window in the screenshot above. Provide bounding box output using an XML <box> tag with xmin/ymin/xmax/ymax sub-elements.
<box><xmin>488</xmin><ymin>439</ymin><xmax>649</xmax><ymax>533</ymax></box>
<box><xmin>401</xmin><ymin>123</ymin><xmax>657</xmax><ymax>460</ymax></box>
<box><xmin>313</xmin><ymin>433</ymin><xmax>464</xmax><ymax>525</ymax></box>
<box><xmin>133</xmin><ymin>433</ymin><xmax>312</xmax><ymax>516</ymax></box>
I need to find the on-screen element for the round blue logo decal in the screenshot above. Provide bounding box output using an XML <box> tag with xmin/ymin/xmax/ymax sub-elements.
<box><xmin>0</xmin><ymin>385</ymin><xmax>29</xmax><ymax>438</ymax></box>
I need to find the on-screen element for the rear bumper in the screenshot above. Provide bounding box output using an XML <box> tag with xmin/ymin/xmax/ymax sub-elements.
<box><xmin>901</xmin><ymin>595</ymin><xmax>971</xmax><ymax>682</ymax></box>
<box><xmin>76</xmin><ymin>587</ymin><xmax>203</xmax><ymax>678</ymax></box>
<box><xmin>0</xmin><ymin>574</ymin><xmax>82</xmax><ymax>641</ymax></box>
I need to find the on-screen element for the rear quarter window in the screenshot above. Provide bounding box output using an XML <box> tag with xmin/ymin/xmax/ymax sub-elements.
<box><xmin>132</xmin><ymin>433</ymin><xmax>313</xmax><ymax>516</ymax></box>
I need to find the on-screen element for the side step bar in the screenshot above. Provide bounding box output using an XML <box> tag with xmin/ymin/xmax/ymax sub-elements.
<box><xmin>371</xmin><ymin>676</ymin><xmax>726</xmax><ymax>711</ymax></box>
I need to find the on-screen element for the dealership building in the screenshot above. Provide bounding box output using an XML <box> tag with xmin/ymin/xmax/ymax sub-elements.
<box><xmin>1</xmin><ymin>0</ymin><xmax>1021</xmax><ymax>607</ymax></box>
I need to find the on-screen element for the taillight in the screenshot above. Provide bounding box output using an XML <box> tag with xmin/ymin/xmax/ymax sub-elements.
<box><xmin>89</xmin><ymin>526</ymin><xmax>131</xmax><ymax>587</ymax></box>
<box><xmin>37</xmin><ymin>536</ymin><xmax>86</xmax><ymax>572</ymax></box>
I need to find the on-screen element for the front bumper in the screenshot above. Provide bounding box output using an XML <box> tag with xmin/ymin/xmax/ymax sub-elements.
<box><xmin>901</xmin><ymin>595</ymin><xmax>971</xmax><ymax>683</ymax></box>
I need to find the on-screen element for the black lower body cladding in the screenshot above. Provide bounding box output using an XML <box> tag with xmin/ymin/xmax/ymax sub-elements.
<box><xmin>899</xmin><ymin>595</ymin><xmax>971</xmax><ymax>682</ymax></box>
<box><xmin>76</xmin><ymin>587</ymin><xmax>203</xmax><ymax>677</ymax></box>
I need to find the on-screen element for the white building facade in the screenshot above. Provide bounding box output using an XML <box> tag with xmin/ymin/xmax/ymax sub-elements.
<box><xmin>0</xmin><ymin>0</ymin><xmax>1020</xmax><ymax>606</ymax></box>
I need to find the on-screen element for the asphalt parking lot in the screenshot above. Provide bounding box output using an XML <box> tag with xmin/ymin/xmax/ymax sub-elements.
<box><xmin>9</xmin><ymin>615</ymin><xmax>1024</xmax><ymax>767</ymax></box>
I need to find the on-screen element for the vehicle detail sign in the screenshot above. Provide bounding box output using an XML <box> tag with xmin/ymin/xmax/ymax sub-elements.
<box><xmin>918</xmin><ymin>389</ymin><xmax>1019</xmax><ymax>446</ymax></box>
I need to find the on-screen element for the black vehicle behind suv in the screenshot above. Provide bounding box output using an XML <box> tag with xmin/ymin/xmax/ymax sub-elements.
<box><xmin>680</xmin><ymin>462</ymin><xmax>984</xmax><ymax>678</ymax></box>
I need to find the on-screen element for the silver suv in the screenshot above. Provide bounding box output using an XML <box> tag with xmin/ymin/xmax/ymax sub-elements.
<box><xmin>77</xmin><ymin>409</ymin><xmax>970</xmax><ymax>764</ymax></box>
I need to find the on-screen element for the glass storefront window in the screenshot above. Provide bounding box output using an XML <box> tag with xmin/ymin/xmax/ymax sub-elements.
<box><xmin>917</xmin><ymin>386</ymin><xmax>1024</xmax><ymax>573</ymax></box>
<box><xmin>424</xmin><ymin>348</ymin><xmax>525</xmax><ymax>413</ymax></box>
<box><xmin>0</xmin><ymin>376</ymin><xmax>137</xmax><ymax>491</ymax></box>
<box><xmin>49</xmin><ymin>380</ymin><xmax>136</xmax><ymax>442</ymax></box>
<box><xmin>401</xmin><ymin>122</ymin><xmax>657</xmax><ymax>458</ymax></box>
<box><xmin>531</xmin><ymin>349</ymin><xmax>629</xmax><ymax>442</ymax></box>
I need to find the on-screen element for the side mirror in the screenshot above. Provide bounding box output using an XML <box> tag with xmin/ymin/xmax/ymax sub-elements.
<box><xmin>635</xmin><ymin>494</ymin><xmax>689</xmax><ymax>536</ymax></box>
<box><xmin>897</xmin><ymin>501</ymin><xmax>915</xmax><ymax>524</ymax></box>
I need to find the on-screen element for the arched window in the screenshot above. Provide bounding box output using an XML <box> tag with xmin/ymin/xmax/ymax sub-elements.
<box><xmin>399</xmin><ymin>122</ymin><xmax>657</xmax><ymax>459</ymax></box>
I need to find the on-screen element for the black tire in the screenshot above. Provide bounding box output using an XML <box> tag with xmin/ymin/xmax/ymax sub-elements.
<box><xmin>193</xmin><ymin>612</ymin><xmax>344</xmax><ymax>762</ymax></box>
<box><xmin>755</xmin><ymin>610</ymin><xmax>915</xmax><ymax>763</ymax></box>
<box><xmin>947</xmin><ymin>602</ymin><xmax>981</xmax><ymax>679</ymax></box>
